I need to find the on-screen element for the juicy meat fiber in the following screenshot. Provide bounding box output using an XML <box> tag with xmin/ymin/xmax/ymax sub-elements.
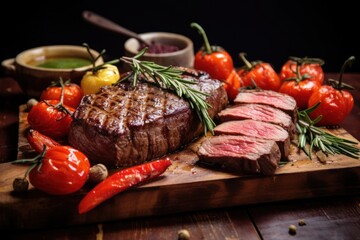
<box><xmin>68</xmin><ymin>68</ymin><xmax>228</xmax><ymax>167</ymax></box>
<box><xmin>234</xmin><ymin>89</ymin><xmax>297</xmax><ymax>121</ymax></box>
<box><xmin>214</xmin><ymin>119</ymin><xmax>290</xmax><ymax>159</ymax></box>
<box><xmin>218</xmin><ymin>103</ymin><xmax>295</xmax><ymax>135</ymax></box>
<box><xmin>197</xmin><ymin>135</ymin><xmax>281</xmax><ymax>176</ymax></box>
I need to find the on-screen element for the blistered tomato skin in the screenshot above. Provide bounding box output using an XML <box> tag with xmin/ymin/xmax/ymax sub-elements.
<box><xmin>28</xmin><ymin>146</ymin><xmax>90</xmax><ymax>195</ymax></box>
<box><xmin>27</xmin><ymin>100</ymin><xmax>74</xmax><ymax>140</ymax></box>
<box><xmin>238</xmin><ymin>53</ymin><xmax>281</xmax><ymax>91</ymax></box>
<box><xmin>40</xmin><ymin>80</ymin><xmax>83</xmax><ymax>109</ymax></box>
<box><xmin>308</xmin><ymin>85</ymin><xmax>354</xmax><ymax>126</ymax></box>
<box><xmin>279</xmin><ymin>79</ymin><xmax>321</xmax><ymax>110</ymax></box>
<box><xmin>194</xmin><ymin>50</ymin><xmax>234</xmax><ymax>81</ymax></box>
<box><xmin>307</xmin><ymin>56</ymin><xmax>355</xmax><ymax>126</ymax></box>
<box><xmin>278</xmin><ymin>57</ymin><xmax>325</xmax><ymax>110</ymax></box>
<box><xmin>280</xmin><ymin>60</ymin><xmax>324</xmax><ymax>85</ymax></box>
<box><xmin>191</xmin><ymin>22</ymin><xmax>240</xmax><ymax>102</ymax></box>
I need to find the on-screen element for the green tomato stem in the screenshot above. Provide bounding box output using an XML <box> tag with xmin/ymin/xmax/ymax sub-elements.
<box><xmin>239</xmin><ymin>52</ymin><xmax>252</xmax><ymax>69</ymax></box>
<box><xmin>337</xmin><ymin>56</ymin><xmax>355</xmax><ymax>89</ymax></box>
<box><xmin>190</xmin><ymin>22</ymin><xmax>212</xmax><ymax>54</ymax></box>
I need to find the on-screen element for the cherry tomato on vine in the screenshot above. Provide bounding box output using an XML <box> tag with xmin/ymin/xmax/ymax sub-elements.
<box><xmin>279</xmin><ymin>56</ymin><xmax>325</xmax><ymax>110</ymax></box>
<box><xmin>279</xmin><ymin>56</ymin><xmax>325</xmax><ymax>84</ymax></box>
<box><xmin>279</xmin><ymin>80</ymin><xmax>322</xmax><ymax>110</ymax></box>
<box><xmin>27</xmin><ymin>100</ymin><xmax>75</xmax><ymax>140</ymax></box>
<box><xmin>191</xmin><ymin>22</ymin><xmax>240</xmax><ymax>101</ymax></box>
<box><xmin>13</xmin><ymin>145</ymin><xmax>90</xmax><ymax>195</ymax></box>
<box><xmin>237</xmin><ymin>53</ymin><xmax>281</xmax><ymax>91</ymax></box>
<box><xmin>40</xmin><ymin>78</ymin><xmax>84</xmax><ymax>109</ymax></box>
<box><xmin>308</xmin><ymin>56</ymin><xmax>355</xmax><ymax>126</ymax></box>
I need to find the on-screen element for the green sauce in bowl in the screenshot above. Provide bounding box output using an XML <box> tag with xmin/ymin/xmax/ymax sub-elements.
<box><xmin>36</xmin><ymin>57</ymin><xmax>92</xmax><ymax>69</ymax></box>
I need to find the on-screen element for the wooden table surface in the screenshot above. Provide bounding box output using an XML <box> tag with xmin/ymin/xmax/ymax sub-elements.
<box><xmin>1</xmin><ymin>73</ymin><xmax>359</xmax><ymax>239</ymax></box>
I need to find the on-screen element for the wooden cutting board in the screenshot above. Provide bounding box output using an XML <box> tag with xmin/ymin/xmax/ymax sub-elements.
<box><xmin>0</xmin><ymin>104</ymin><xmax>359</xmax><ymax>230</ymax></box>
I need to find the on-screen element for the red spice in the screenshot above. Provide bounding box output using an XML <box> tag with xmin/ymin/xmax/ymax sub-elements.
<box><xmin>139</xmin><ymin>41</ymin><xmax>180</xmax><ymax>54</ymax></box>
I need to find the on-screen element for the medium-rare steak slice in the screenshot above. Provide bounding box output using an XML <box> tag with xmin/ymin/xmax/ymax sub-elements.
<box><xmin>234</xmin><ymin>89</ymin><xmax>297</xmax><ymax>121</ymax></box>
<box><xmin>214</xmin><ymin>119</ymin><xmax>290</xmax><ymax>159</ymax></box>
<box><xmin>197</xmin><ymin>135</ymin><xmax>280</xmax><ymax>176</ymax></box>
<box><xmin>68</xmin><ymin>68</ymin><xmax>228</xmax><ymax>167</ymax></box>
<box><xmin>218</xmin><ymin>103</ymin><xmax>295</xmax><ymax>135</ymax></box>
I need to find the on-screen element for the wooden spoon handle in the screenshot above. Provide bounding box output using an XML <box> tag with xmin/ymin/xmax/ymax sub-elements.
<box><xmin>82</xmin><ymin>10</ymin><xmax>149</xmax><ymax>46</ymax></box>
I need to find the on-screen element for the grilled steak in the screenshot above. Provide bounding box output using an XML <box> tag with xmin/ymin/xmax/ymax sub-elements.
<box><xmin>217</xmin><ymin>103</ymin><xmax>295</xmax><ymax>135</ymax></box>
<box><xmin>197</xmin><ymin>135</ymin><xmax>281</xmax><ymax>176</ymax></box>
<box><xmin>68</xmin><ymin>68</ymin><xmax>228</xmax><ymax>167</ymax></box>
<box><xmin>234</xmin><ymin>89</ymin><xmax>297</xmax><ymax>121</ymax></box>
<box><xmin>214</xmin><ymin>119</ymin><xmax>290</xmax><ymax>159</ymax></box>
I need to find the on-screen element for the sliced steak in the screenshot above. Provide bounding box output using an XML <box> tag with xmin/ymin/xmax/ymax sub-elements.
<box><xmin>234</xmin><ymin>89</ymin><xmax>297</xmax><ymax>121</ymax></box>
<box><xmin>217</xmin><ymin>103</ymin><xmax>295</xmax><ymax>135</ymax></box>
<box><xmin>197</xmin><ymin>135</ymin><xmax>280</xmax><ymax>176</ymax></box>
<box><xmin>214</xmin><ymin>119</ymin><xmax>290</xmax><ymax>159</ymax></box>
<box><xmin>68</xmin><ymin>68</ymin><xmax>228</xmax><ymax>167</ymax></box>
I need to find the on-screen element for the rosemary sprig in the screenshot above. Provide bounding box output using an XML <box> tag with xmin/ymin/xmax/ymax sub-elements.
<box><xmin>296</xmin><ymin>103</ymin><xmax>360</xmax><ymax>160</ymax></box>
<box><xmin>119</xmin><ymin>48</ymin><xmax>216</xmax><ymax>134</ymax></box>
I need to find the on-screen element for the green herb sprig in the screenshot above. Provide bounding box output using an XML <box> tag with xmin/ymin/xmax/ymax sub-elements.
<box><xmin>119</xmin><ymin>48</ymin><xmax>215</xmax><ymax>134</ymax></box>
<box><xmin>296</xmin><ymin>103</ymin><xmax>360</xmax><ymax>160</ymax></box>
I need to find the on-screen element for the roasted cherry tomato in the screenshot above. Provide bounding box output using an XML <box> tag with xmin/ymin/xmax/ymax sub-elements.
<box><xmin>40</xmin><ymin>78</ymin><xmax>84</xmax><ymax>109</ymax></box>
<box><xmin>308</xmin><ymin>56</ymin><xmax>355</xmax><ymax>126</ymax></box>
<box><xmin>279</xmin><ymin>56</ymin><xmax>325</xmax><ymax>110</ymax></box>
<box><xmin>78</xmin><ymin>158</ymin><xmax>172</xmax><ymax>214</ymax></box>
<box><xmin>26</xmin><ymin>128</ymin><xmax>61</xmax><ymax>153</ymax></box>
<box><xmin>15</xmin><ymin>145</ymin><xmax>90</xmax><ymax>195</ymax></box>
<box><xmin>237</xmin><ymin>53</ymin><xmax>281</xmax><ymax>91</ymax></box>
<box><xmin>224</xmin><ymin>69</ymin><xmax>241</xmax><ymax>101</ymax></box>
<box><xmin>27</xmin><ymin>100</ymin><xmax>74</xmax><ymax>140</ymax></box>
<box><xmin>279</xmin><ymin>56</ymin><xmax>325</xmax><ymax>84</ymax></box>
<box><xmin>279</xmin><ymin>80</ymin><xmax>321</xmax><ymax>110</ymax></box>
<box><xmin>191</xmin><ymin>22</ymin><xmax>240</xmax><ymax>101</ymax></box>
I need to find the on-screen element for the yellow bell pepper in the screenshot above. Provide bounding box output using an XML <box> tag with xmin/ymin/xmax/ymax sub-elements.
<box><xmin>81</xmin><ymin>64</ymin><xmax>120</xmax><ymax>95</ymax></box>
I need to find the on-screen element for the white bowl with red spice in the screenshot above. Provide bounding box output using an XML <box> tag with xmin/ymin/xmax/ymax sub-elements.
<box><xmin>124</xmin><ymin>32</ymin><xmax>194</xmax><ymax>68</ymax></box>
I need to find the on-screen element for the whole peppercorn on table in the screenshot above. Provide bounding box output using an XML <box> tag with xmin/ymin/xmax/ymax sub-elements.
<box><xmin>0</xmin><ymin>73</ymin><xmax>359</xmax><ymax>239</ymax></box>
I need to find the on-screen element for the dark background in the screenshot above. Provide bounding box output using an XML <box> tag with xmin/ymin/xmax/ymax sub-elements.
<box><xmin>1</xmin><ymin>0</ymin><xmax>359</xmax><ymax>75</ymax></box>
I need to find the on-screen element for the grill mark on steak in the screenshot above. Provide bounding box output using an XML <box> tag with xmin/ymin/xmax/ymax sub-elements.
<box><xmin>68</xmin><ymin>68</ymin><xmax>228</xmax><ymax>167</ymax></box>
<box><xmin>214</xmin><ymin>119</ymin><xmax>290</xmax><ymax>159</ymax></box>
<box><xmin>197</xmin><ymin>135</ymin><xmax>281</xmax><ymax>176</ymax></box>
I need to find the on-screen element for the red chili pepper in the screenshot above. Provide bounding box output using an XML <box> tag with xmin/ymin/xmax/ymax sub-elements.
<box><xmin>78</xmin><ymin>158</ymin><xmax>172</xmax><ymax>214</ymax></box>
<box><xmin>27</xmin><ymin>128</ymin><xmax>61</xmax><ymax>153</ymax></box>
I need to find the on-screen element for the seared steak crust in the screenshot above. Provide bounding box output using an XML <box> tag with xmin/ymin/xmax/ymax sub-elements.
<box><xmin>68</xmin><ymin>68</ymin><xmax>228</xmax><ymax>167</ymax></box>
